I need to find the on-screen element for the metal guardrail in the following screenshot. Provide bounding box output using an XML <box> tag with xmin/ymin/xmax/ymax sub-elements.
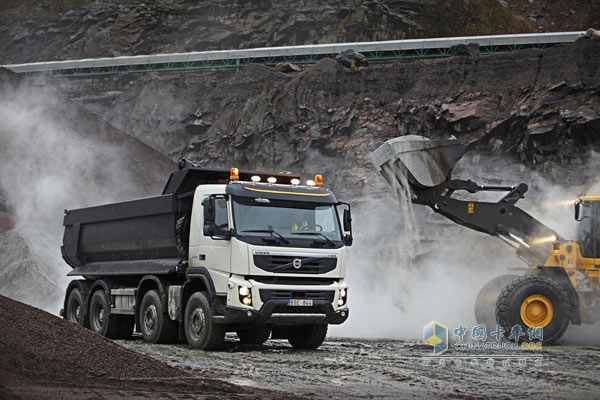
<box><xmin>3</xmin><ymin>32</ymin><xmax>583</xmax><ymax>78</ymax></box>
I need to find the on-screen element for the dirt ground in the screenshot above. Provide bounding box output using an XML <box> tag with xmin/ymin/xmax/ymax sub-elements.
<box><xmin>120</xmin><ymin>335</ymin><xmax>600</xmax><ymax>399</ymax></box>
<box><xmin>0</xmin><ymin>294</ymin><xmax>598</xmax><ymax>398</ymax></box>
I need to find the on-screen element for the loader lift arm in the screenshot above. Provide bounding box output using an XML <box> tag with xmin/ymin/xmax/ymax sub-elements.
<box><xmin>370</xmin><ymin>135</ymin><xmax>559</xmax><ymax>266</ymax></box>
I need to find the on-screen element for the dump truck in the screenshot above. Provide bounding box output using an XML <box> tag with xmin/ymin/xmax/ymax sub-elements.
<box><xmin>370</xmin><ymin>135</ymin><xmax>600</xmax><ymax>344</ymax></box>
<box><xmin>60</xmin><ymin>160</ymin><xmax>352</xmax><ymax>350</ymax></box>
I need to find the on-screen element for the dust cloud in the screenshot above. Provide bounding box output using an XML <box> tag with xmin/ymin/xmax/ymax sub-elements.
<box><xmin>0</xmin><ymin>79</ymin><xmax>163</xmax><ymax>314</ymax></box>
<box><xmin>331</xmin><ymin>151</ymin><xmax>600</xmax><ymax>342</ymax></box>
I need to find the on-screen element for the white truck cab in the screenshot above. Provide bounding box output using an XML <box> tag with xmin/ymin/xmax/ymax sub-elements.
<box><xmin>183</xmin><ymin>168</ymin><xmax>351</xmax><ymax>348</ymax></box>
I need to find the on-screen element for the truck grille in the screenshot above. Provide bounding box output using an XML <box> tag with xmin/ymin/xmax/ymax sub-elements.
<box><xmin>251</xmin><ymin>276</ymin><xmax>336</xmax><ymax>285</ymax></box>
<box><xmin>253</xmin><ymin>255</ymin><xmax>337</xmax><ymax>274</ymax></box>
<box><xmin>259</xmin><ymin>289</ymin><xmax>335</xmax><ymax>303</ymax></box>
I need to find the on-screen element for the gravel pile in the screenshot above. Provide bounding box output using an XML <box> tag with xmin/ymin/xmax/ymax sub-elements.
<box><xmin>0</xmin><ymin>294</ymin><xmax>184</xmax><ymax>380</ymax></box>
<box><xmin>0</xmin><ymin>295</ymin><xmax>288</xmax><ymax>399</ymax></box>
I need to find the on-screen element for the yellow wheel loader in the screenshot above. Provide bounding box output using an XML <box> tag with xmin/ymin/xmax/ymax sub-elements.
<box><xmin>370</xmin><ymin>135</ymin><xmax>600</xmax><ymax>344</ymax></box>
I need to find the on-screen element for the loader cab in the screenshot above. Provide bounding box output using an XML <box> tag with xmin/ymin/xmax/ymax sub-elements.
<box><xmin>574</xmin><ymin>197</ymin><xmax>600</xmax><ymax>258</ymax></box>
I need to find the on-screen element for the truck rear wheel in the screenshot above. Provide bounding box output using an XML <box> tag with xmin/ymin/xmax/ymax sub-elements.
<box><xmin>89</xmin><ymin>290</ymin><xmax>121</xmax><ymax>339</ymax></box>
<box><xmin>140</xmin><ymin>289</ymin><xmax>178</xmax><ymax>344</ymax></box>
<box><xmin>66</xmin><ymin>288</ymin><xmax>85</xmax><ymax>326</ymax></box>
<box><xmin>236</xmin><ymin>327</ymin><xmax>271</xmax><ymax>345</ymax></box>
<box><xmin>496</xmin><ymin>275</ymin><xmax>570</xmax><ymax>344</ymax></box>
<box><xmin>184</xmin><ymin>292</ymin><xmax>225</xmax><ymax>350</ymax></box>
<box><xmin>288</xmin><ymin>324</ymin><xmax>328</xmax><ymax>349</ymax></box>
<box><xmin>475</xmin><ymin>274</ymin><xmax>518</xmax><ymax>330</ymax></box>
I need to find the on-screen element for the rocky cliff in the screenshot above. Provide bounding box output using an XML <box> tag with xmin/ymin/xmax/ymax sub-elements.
<box><xmin>7</xmin><ymin>0</ymin><xmax>597</xmax><ymax>64</ymax></box>
<box><xmin>49</xmin><ymin>40</ymin><xmax>600</xmax><ymax>200</ymax></box>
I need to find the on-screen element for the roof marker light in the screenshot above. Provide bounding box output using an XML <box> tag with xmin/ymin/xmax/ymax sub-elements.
<box><xmin>267</xmin><ymin>177</ymin><xmax>277</xmax><ymax>184</ymax></box>
<box><xmin>291</xmin><ymin>178</ymin><xmax>300</xmax><ymax>186</ymax></box>
<box><xmin>315</xmin><ymin>174</ymin><xmax>323</xmax><ymax>186</ymax></box>
<box><xmin>230</xmin><ymin>168</ymin><xmax>239</xmax><ymax>180</ymax></box>
<box><xmin>251</xmin><ymin>175</ymin><xmax>261</xmax><ymax>183</ymax></box>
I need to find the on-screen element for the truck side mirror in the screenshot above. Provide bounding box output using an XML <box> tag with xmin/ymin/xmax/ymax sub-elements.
<box><xmin>343</xmin><ymin>208</ymin><xmax>352</xmax><ymax>232</ymax></box>
<box><xmin>202</xmin><ymin>197</ymin><xmax>215</xmax><ymax>236</ymax></box>
<box><xmin>574</xmin><ymin>201</ymin><xmax>581</xmax><ymax>221</ymax></box>
<box><xmin>339</xmin><ymin>203</ymin><xmax>353</xmax><ymax>246</ymax></box>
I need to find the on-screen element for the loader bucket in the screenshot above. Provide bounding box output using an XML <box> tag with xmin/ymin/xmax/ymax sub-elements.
<box><xmin>369</xmin><ymin>135</ymin><xmax>465</xmax><ymax>196</ymax></box>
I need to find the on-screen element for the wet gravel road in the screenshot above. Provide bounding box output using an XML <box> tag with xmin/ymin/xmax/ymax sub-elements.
<box><xmin>119</xmin><ymin>336</ymin><xmax>600</xmax><ymax>399</ymax></box>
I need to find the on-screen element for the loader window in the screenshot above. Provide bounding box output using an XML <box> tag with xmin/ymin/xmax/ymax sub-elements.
<box><xmin>575</xmin><ymin>203</ymin><xmax>593</xmax><ymax>258</ymax></box>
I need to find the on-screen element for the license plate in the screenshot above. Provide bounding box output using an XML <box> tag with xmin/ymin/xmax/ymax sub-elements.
<box><xmin>287</xmin><ymin>299</ymin><xmax>313</xmax><ymax>306</ymax></box>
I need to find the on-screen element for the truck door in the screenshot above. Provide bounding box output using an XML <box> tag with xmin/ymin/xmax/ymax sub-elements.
<box><xmin>190</xmin><ymin>195</ymin><xmax>231</xmax><ymax>292</ymax></box>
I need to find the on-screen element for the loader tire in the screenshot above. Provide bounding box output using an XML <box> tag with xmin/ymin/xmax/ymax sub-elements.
<box><xmin>288</xmin><ymin>324</ymin><xmax>328</xmax><ymax>349</ymax></box>
<box><xmin>236</xmin><ymin>327</ymin><xmax>271</xmax><ymax>345</ymax></box>
<box><xmin>89</xmin><ymin>290</ymin><xmax>121</xmax><ymax>339</ymax></box>
<box><xmin>496</xmin><ymin>275</ymin><xmax>570</xmax><ymax>345</ymax></box>
<box><xmin>184</xmin><ymin>292</ymin><xmax>225</xmax><ymax>350</ymax></box>
<box><xmin>140</xmin><ymin>290</ymin><xmax>178</xmax><ymax>344</ymax></box>
<box><xmin>474</xmin><ymin>274</ymin><xmax>518</xmax><ymax>330</ymax></box>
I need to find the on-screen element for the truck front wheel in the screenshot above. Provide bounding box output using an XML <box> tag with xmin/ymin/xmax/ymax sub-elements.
<box><xmin>184</xmin><ymin>292</ymin><xmax>225</xmax><ymax>350</ymax></box>
<box><xmin>89</xmin><ymin>290</ymin><xmax>121</xmax><ymax>339</ymax></box>
<box><xmin>140</xmin><ymin>289</ymin><xmax>178</xmax><ymax>344</ymax></box>
<box><xmin>288</xmin><ymin>324</ymin><xmax>328</xmax><ymax>349</ymax></box>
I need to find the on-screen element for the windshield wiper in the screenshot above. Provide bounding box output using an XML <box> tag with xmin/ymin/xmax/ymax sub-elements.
<box><xmin>290</xmin><ymin>231</ymin><xmax>336</xmax><ymax>247</ymax></box>
<box><xmin>241</xmin><ymin>229</ymin><xmax>290</xmax><ymax>244</ymax></box>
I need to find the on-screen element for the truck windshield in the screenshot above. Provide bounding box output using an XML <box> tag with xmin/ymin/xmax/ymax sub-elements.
<box><xmin>232</xmin><ymin>196</ymin><xmax>343</xmax><ymax>243</ymax></box>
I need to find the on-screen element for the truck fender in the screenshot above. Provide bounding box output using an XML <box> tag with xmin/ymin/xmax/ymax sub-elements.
<box><xmin>87</xmin><ymin>279</ymin><xmax>117</xmax><ymax>314</ymax></box>
<box><xmin>181</xmin><ymin>268</ymin><xmax>216</xmax><ymax>320</ymax></box>
<box><xmin>537</xmin><ymin>266</ymin><xmax>581</xmax><ymax>325</ymax></box>
<box><xmin>63</xmin><ymin>279</ymin><xmax>92</xmax><ymax>327</ymax></box>
<box><xmin>184</xmin><ymin>267</ymin><xmax>216</xmax><ymax>295</ymax></box>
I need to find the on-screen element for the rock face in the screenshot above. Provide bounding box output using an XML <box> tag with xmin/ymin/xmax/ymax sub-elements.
<box><xmin>48</xmin><ymin>41</ymin><xmax>600</xmax><ymax>200</ymax></box>
<box><xmin>0</xmin><ymin>0</ymin><xmax>439</xmax><ymax>64</ymax></box>
<box><xmin>12</xmin><ymin>0</ymin><xmax>594</xmax><ymax>64</ymax></box>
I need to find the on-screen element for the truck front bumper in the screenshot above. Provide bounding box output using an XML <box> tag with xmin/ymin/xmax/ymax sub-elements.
<box><xmin>215</xmin><ymin>300</ymin><xmax>349</xmax><ymax>325</ymax></box>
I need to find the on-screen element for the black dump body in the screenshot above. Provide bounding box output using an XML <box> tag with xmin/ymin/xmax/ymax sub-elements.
<box><xmin>62</xmin><ymin>194</ymin><xmax>193</xmax><ymax>276</ymax></box>
<box><xmin>62</xmin><ymin>161</ymin><xmax>301</xmax><ymax>277</ymax></box>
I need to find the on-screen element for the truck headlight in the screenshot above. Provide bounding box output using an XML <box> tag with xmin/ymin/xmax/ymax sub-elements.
<box><xmin>238</xmin><ymin>286</ymin><xmax>252</xmax><ymax>306</ymax></box>
<box><xmin>338</xmin><ymin>288</ymin><xmax>347</xmax><ymax>307</ymax></box>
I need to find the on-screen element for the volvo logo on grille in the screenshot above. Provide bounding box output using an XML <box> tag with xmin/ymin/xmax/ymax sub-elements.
<box><xmin>292</xmin><ymin>258</ymin><xmax>302</xmax><ymax>269</ymax></box>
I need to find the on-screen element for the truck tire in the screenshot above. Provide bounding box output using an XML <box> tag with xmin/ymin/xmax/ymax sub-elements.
<box><xmin>89</xmin><ymin>290</ymin><xmax>121</xmax><ymax>339</ymax></box>
<box><xmin>66</xmin><ymin>288</ymin><xmax>85</xmax><ymax>326</ymax></box>
<box><xmin>236</xmin><ymin>328</ymin><xmax>271</xmax><ymax>345</ymax></box>
<box><xmin>474</xmin><ymin>274</ymin><xmax>519</xmax><ymax>330</ymax></box>
<box><xmin>117</xmin><ymin>316</ymin><xmax>135</xmax><ymax>340</ymax></box>
<box><xmin>184</xmin><ymin>292</ymin><xmax>225</xmax><ymax>350</ymax></box>
<box><xmin>288</xmin><ymin>324</ymin><xmax>328</xmax><ymax>349</ymax></box>
<box><xmin>496</xmin><ymin>275</ymin><xmax>570</xmax><ymax>345</ymax></box>
<box><xmin>140</xmin><ymin>290</ymin><xmax>178</xmax><ymax>344</ymax></box>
